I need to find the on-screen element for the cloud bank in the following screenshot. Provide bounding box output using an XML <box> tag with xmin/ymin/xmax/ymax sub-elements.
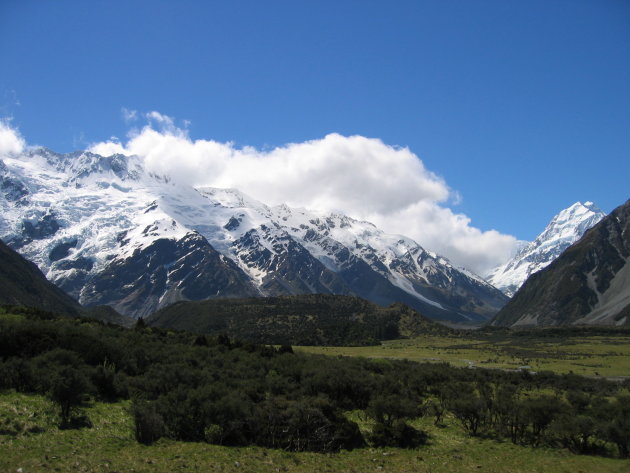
<box><xmin>0</xmin><ymin>120</ymin><xmax>25</xmax><ymax>157</ymax></box>
<box><xmin>87</xmin><ymin>112</ymin><xmax>518</xmax><ymax>275</ymax></box>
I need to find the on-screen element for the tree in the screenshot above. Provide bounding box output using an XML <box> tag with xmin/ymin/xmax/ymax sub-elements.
<box><xmin>366</xmin><ymin>394</ymin><xmax>420</xmax><ymax>427</ymax></box>
<box><xmin>49</xmin><ymin>365</ymin><xmax>92</xmax><ymax>427</ymax></box>
<box><xmin>450</xmin><ymin>396</ymin><xmax>486</xmax><ymax>436</ymax></box>
<box><xmin>523</xmin><ymin>395</ymin><xmax>566</xmax><ymax>445</ymax></box>
<box><xmin>602</xmin><ymin>395</ymin><xmax>630</xmax><ymax>458</ymax></box>
<box><xmin>548</xmin><ymin>414</ymin><xmax>597</xmax><ymax>454</ymax></box>
<box><xmin>132</xmin><ymin>400</ymin><xmax>165</xmax><ymax>445</ymax></box>
<box><xmin>369</xmin><ymin>419</ymin><xmax>427</xmax><ymax>448</ymax></box>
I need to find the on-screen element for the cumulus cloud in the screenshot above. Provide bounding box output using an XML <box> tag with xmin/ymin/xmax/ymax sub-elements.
<box><xmin>86</xmin><ymin>112</ymin><xmax>518</xmax><ymax>274</ymax></box>
<box><xmin>0</xmin><ymin>120</ymin><xmax>25</xmax><ymax>157</ymax></box>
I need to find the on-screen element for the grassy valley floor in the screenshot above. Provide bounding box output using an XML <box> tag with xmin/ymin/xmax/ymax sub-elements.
<box><xmin>297</xmin><ymin>331</ymin><xmax>630</xmax><ymax>378</ymax></box>
<box><xmin>2</xmin><ymin>392</ymin><xmax>629</xmax><ymax>473</ymax></box>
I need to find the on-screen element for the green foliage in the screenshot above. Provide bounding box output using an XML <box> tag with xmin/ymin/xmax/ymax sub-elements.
<box><xmin>147</xmin><ymin>294</ymin><xmax>452</xmax><ymax>346</ymax></box>
<box><xmin>366</xmin><ymin>393</ymin><xmax>421</xmax><ymax>427</ymax></box>
<box><xmin>449</xmin><ymin>395</ymin><xmax>486</xmax><ymax>436</ymax></box>
<box><xmin>2</xmin><ymin>307</ymin><xmax>630</xmax><ymax>458</ymax></box>
<box><xmin>369</xmin><ymin>419</ymin><xmax>428</xmax><ymax>448</ymax></box>
<box><xmin>48</xmin><ymin>365</ymin><xmax>92</xmax><ymax>426</ymax></box>
<box><xmin>604</xmin><ymin>395</ymin><xmax>630</xmax><ymax>458</ymax></box>
<box><xmin>3</xmin><ymin>392</ymin><xmax>629</xmax><ymax>473</ymax></box>
<box><xmin>131</xmin><ymin>400</ymin><xmax>165</xmax><ymax>445</ymax></box>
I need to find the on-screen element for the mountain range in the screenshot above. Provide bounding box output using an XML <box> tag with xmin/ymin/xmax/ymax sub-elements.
<box><xmin>0</xmin><ymin>147</ymin><xmax>508</xmax><ymax>324</ymax></box>
<box><xmin>2</xmin><ymin>146</ymin><xmax>628</xmax><ymax>330</ymax></box>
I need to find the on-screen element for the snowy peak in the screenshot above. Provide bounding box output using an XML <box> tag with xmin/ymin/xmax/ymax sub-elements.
<box><xmin>487</xmin><ymin>201</ymin><xmax>606</xmax><ymax>296</ymax></box>
<box><xmin>535</xmin><ymin>201</ymin><xmax>604</xmax><ymax>246</ymax></box>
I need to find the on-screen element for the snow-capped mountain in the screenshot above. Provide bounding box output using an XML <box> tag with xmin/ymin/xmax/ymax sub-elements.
<box><xmin>491</xmin><ymin>199</ymin><xmax>630</xmax><ymax>327</ymax></box>
<box><xmin>0</xmin><ymin>147</ymin><xmax>508</xmax><ymax>322</ymax></box>
<box><xmin>486</xmin><ymin>201</ymin><xmax>606</xmax><ymax>296</ymax></box>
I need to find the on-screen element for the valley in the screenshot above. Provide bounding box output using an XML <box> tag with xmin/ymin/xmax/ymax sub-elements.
<box><xmin>2</xmin><ymin>307</ymin><xmax>630</xmax><ymax>473</ymax></box>
<box><xmin>298</xmin><ymin>328</ymin><xmax>630</xmax><ymax>378</ymax></box>
<box><xmin>3</xmin><ymin>3</ymin><xmax>628</xmax><ymax>472</ymax></box>
<box><xmin>1</xmin><ymin>138</ymin><xmax>629</xmax><ymax>473</ymax></box>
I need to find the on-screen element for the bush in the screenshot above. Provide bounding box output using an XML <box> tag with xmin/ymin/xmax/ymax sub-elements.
<box><xmin>0</xmin><ymin>358</ymin><xmax>36</xmax><ymax>392</ymax></box>
<box><xmin>92</xmin><ymin>362</ymin><xmax>124</xmax><ymax>401</ymax></box>
<box><xmin>369</xmin><ymin>420</ymin><xmax>428</xmax><ymax>448</ymax></box>
<box><xmin>366</xmin><ymin>393</ymin><xmax>421</xmax><ymax>427</ymax></box>
<box><xmin>132</xmin><ymin>400</ymin><xmax>165</xmax><ymax>445</ymax></box>
<box><xmin>450</xmin><ymin>396</ymin><xmax>486</xmax><ymax>436</ymax></box>
<box><xmin>253</xmin><ymin>397</ymin><xmax>365</xmax><ymax>452</ymax></box>
<box><xmin>48</xmin><ymin>366</ymin><xmax>92</xmax><ymax>427</ymax></box>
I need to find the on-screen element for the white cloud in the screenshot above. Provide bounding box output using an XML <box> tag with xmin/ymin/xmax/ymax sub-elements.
<box><xmin>88</xmin><ymin>115</ymin><xmax>518</xmax><ymax>274</ymax></box>
<box><xmin>0</xmin><ymin>120</ymin><xmax>25</xmax><ymax>157</ymax></box>
<box><xmin>121</xmin><ymin>107</ymin><xmax>138</xmax><ymax>123</ymax></box>
<box><xmin>89</xmin><ymin>137</ymin><xmax>126</xmax><ymax>157</ymax></box>
<box><xmin>368</xmin><ymin>202</ymin><xmax>517</xmax><ymax>275</ymax></box>
<box><xmin>145</xmin><ymin>111</ymin><xmax>181</xmax><ymax>134</ymax></box>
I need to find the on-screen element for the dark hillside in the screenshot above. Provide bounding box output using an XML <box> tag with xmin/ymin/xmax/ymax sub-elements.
<box><xmin>0</xmin><ymin>239</ymin><xmax>81</xmax><ymax>317</ymax></box>
<box><xmin>147</xmin><ymin>294</ymin><xmax>451</xmax><ymax>346</ymax></box>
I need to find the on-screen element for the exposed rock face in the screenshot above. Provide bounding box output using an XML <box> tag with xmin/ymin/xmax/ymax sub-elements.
<box><xmin>491</xmin><ymin>199</ymin><xmax>630</xmax><ymax>327</ymax></box>
<box><xmin>0</xmin><ymin>159</ymin><xmax>29</xmax><ymax>203</ymax></box>
<box><xmin>80</xmin><ymin>233</ymin><xmax>260</xmax><ymax>318</ymax></box>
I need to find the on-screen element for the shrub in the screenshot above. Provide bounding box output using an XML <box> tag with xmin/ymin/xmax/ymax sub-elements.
<box><xmin>132</xmin><ymin>400</ymin><xmax>165</xmax><ymax>445</ymax></box>
<box><xmin>369</xmin><ymin>420</ymin><xmax>428</xmax><ymax>448</ymax></box>
<box><xmin>48</xmin><ymin>366</ymin><xmax>92</xmax><ymax>427</ymax></box>
<box><xmin>450</xmin><ymin>396</ymin><xmax>486</xmax><ymax>436</ymax></box>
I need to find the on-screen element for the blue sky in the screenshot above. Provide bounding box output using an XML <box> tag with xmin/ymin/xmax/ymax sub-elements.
<box><xmin>1</xmin><ymin>0</ymin><xmax>628</xmax><ymax>248</ymax></box>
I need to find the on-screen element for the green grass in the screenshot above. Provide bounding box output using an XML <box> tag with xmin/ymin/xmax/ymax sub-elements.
<box><xmin>0</xmin><ymin>310</ymin><xmax>26</xmax><ymax>322</ymax></box>
<box><xmin>2</xmin><ymin>391</ymin><xmax>629</xmax><ymax>473</ymax></box>
<box><xmin>296</xmin><ymin>332</ymin><xmax>630</xmax><ymax>377</ymax></box>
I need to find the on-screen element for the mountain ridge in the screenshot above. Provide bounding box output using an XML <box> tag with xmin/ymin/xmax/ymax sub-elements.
<box><xmin>0</xmin><ymin>147</ymin><xmax>508</xmax><ymax>323</ymax></box>
<box><xmin>0</xmin><ymin>238</ymin><xmax>82</xmax><ymax>316</ymax></box>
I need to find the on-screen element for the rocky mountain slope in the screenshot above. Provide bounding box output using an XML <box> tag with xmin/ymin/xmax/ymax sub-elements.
<box><xmin>0</xmin><ymin>147</ymin><xmax>508</xmax><ymax>323</ymax></box>
<box><xmin>486</xmin><ymin>201</ymin><xmax>605</xmax><ymax>296</ymax></box>
<box><xmin>491</xmin><ymin>199</ymin><xmax>630</xmax><ymax>327</ymax></box>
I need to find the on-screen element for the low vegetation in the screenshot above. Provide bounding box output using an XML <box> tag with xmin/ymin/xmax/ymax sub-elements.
<box><xmin>3</xmin><ymin>392</ymin><xmax>630</xmax><ymax>473</ymax></box>
<box><xmin>299</xmin><ymin>327</ymin><xmax>630</xmax><ymax>377</ymax></box>
<box><xmin>2</xmin><ymin>305</ymin><xmax>630</xmax><ymax>472</ymax></box>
